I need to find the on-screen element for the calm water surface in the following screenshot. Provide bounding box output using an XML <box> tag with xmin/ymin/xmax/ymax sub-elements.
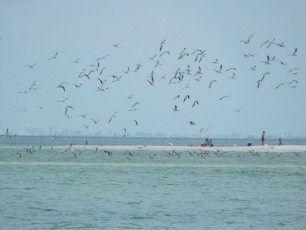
<box><xmin>1</xmin><ymin>137</ymin><xmax>306</xmax><ymax>229</ymax></box>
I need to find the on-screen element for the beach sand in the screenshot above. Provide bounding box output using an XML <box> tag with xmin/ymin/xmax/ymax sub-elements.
<box><xmin>69</xmin><ymin>145</ymin><xmax>306</xmax><ymax>153</ymax></box>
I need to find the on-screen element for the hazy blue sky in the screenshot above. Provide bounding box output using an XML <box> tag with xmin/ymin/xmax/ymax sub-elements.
<box><xmin>1</xmin><ymin>0</ymin><xmax>306</xmax><ymax>137</ymax></box>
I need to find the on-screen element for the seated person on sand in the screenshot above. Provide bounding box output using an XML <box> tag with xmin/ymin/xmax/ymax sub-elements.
<box><xmin>201</xmin><ymin>138</ymin><xmax>209</xmax><ymax>147</ymax></box>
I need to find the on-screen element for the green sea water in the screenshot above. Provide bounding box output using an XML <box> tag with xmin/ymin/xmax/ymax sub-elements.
<box><xmin>1</xmin><ymin>143</ymin><xmax>306</xmax><ymax>229</ymax></box>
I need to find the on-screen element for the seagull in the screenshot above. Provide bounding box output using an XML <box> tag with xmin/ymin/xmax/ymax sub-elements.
<box><xmin>173</xmin><ymin>95</ymin><xmax>180</xmax><ymax>101</ymax></box>
<box><xmin>209</xmin><ymin>80</ymin><xmax>217</xmax><ymax>88</ymax></box>
<box><xmin>71</xmin><ymin>58</ymin><xmax>80</xmax><ymax>64</ymax></box>
<box><xmin>25</xmin><ymin>63</ymin><xmax>36</xmax><ymax>69</ymax></box>
<box><xmin>104</xmin><ymin>150</ymin><xmax>112</xmax><ymax>157</ymax></box>
<box><xmin>250</xmin><ymin>65</ymin><xmax>256</xmax><ymax>71</ymax></box>
<box><xmin>194</xmin><ymin>66</ymin><xmax>203</xmax><ymax>77</ymax></box>
<box><xmin>260</xmin><ymin>72</ymin><xmax>270</xmax><ymax>81</ymax></box>
<box><xmin>288</xmin><ymin>80</ymin><xmax>299</xmax><ymax>85</ymax></box>
<box><xmin>113</xmin><ymin>43</ymin><xmax>120</xmax><ymax>47</ymax></box>
<box><xmin>149</xmin><ymin>153</ymin><xmax>157</xmax><ymax>159</ymax></box>
<box><xmin>96</xmin><ymin>55</ymin><xmax>109</xmax><ymax>61</ymax></box>
<box><xmin>134</xmin><ymin>63</ymin><xmax>142</xmax><ymax>72</ymax></box>
<box><xmin>266</xmin><ymin>38</ymin><xmax>275</xmax><ymax>48</ymax></box>
<box><xmin>262</xmin><ymin>55</ymin><xmax>271</xmax><ymax>65</ymax></box>
<box><xmin>56</xmin><ymin>98</ymin><xmax>68</xmax><ymax>103</ymax></box>
<box><xmin>77</xmin><ymin>113</ymin><xmax>87</xmax><ymax>118</ymax></box>
<box><xmin>111</xmin><ymin>75</ymin><xmax>122</xmax><ymax>83</ymax></box>
<box><xmin>219</xmin><ymin>95</ymin><xmax>231</xmax><ymax>100</ymax></box>
<box><xmin>173</xmin><ymin>105</ymin><xmax>179</xmax><ymax>112</ymax></box>
<box><xmin>154</xmin><ymin>60</ymin><xmax>162</xmax><ymax>68</ymax></box>
<box><xmin>289</xmin><ymin>67</ymin><xmax>299</xmax><ymax>72</ymax></box>
<box><xmin>97</xmin><ymin>77</ymin><xmax>107</xmax><ymax>86</ymax></box>
<box><xmin>91</xmin><ymin>118</ymin><xmax>100</xmax><ymax>124</ymax></box>
<box><xmin>47</xmin><ymin>51</ymin><xmax>58</xmax><ymax>60</ymax></box>
<box><xmin>228</xmin><ymin>73</ymin><xmax>236</xmax><ymax>80</ymax></box>
<box><xmin>122</xmin><ymin>128</ymin><xmax>127</xmax><ymax>136</ymax></box>
<box><xmin>291</xmin><ymin>48</ymin><xmax>298</xmax><ymax>56</ymax></box>
<box><xmin>178</xmin><ymin>48</ymin><xmax>189</xmax><ymax>60</ymax></box>
<box><xmin>159</xmin><ymin>51</ymin><xmax>170</xmax><ymax>57</ymax></box>
<box><xmin>124</xmin><ymin>67</ymin><xmax>130</xmax><ymax>74</ymax></box>
<box><xmin>257</xmin><ymin>80</ymin><xmax>261</xmax><ymax>89</ymax></box>
<box><xmin>1</xmin><ymin>128</ymin><xmax>9</xmax><ymax>138</ymax></box>
<box><xmin>99</xmin><ymin>67</ymin><xmax>107</xmax><ymax>75</ymax></box>
<box><xmin>192</xmin><ymin>101</ymin><xmax>199</xmax><ymax>107</ymax></box>
<box><xmin>260</xmin><ymin>40</ymin><xmax>269</xmax><ymax>47</ymax></box>
<box><xmin>147</xmin><ymin>79</ymin><xmax>154</xmax><ymax>86</ymax></box>
<box><xmin>240</xmin><ymin>34</ymin><xmax>254</xmax><ymax>44</ymax></box>
<box><xmin>72</xmin><ymin>83</ymin><xmax>82</xmax><ymax>88</ymax></box>
<box><xmin>211</xmin><ymin>59</ymin><xmax>219</xmax><ymax>64</ymax></box>
<box><xmin>126</xmin><ymin>95</ymin><xmax>133</xmax><ymax>100</ymax></box>
<box><xmin>183</xmin><ymin>95</ymin><xmax>190</xmax><ymax>102</ymax></box>
<box><xmin>149</xmin><ymin>54</ymin><xmax>157</xmax><ymax>60</ymax></box>
<box><xmin>65</xmin><ymin>106</ymin><xmax>74</xmax><ymax>115</ymax></box>
<box><xmin>274</xmin><ymin>82</ymin><xmax>286</xmax><ymax>90</ymax></box>
<box><xmin>213</xmin><ymin>64</ymin><xmax>222</xmax><ymax>74</ymax></box>
<box><xmin>134</xmin><ymin>120</ymin><xmax>139</xmax><ymax>125</ymax></box>
<box><xmin>131</xmin><ymin>102</ymin><xmax>140</xmax><ymax>107</ymax></box>
<box><xmin>108</xmin><ymin>111</ymin><xmax>117</xmax><ymax>123</ymax></box>
<box><xmin>243</xmin><ymin>53</ymin><xmax>256</xmax><ymax>58</ymax></box>
<box><xmin>28</xmin><ymin>81</ymin><xmax>37</xmax><ymax>91</ymax></box>
<box><xmin>159</xmin><ymin>39</ymin><xmax>166</xmax><ymax>51</ymax></box>
<box><xmin>277</xmin><ymin>42</ymin><xmax>285</xmax><ymax>47</ymax></box>
<box><xmin>225</xmin><ymin>67</ymin><xmax>237</xmax><ymax>72</ymax></box>
<box><xmin>188</xmin><ymin>121</ymin><xmax>196</xmax><ymax>125</ymax></box>
<box><xmin>57</xmin><ymin>84</ymin><xmax>66</xmax><ymax>92</ymax></box>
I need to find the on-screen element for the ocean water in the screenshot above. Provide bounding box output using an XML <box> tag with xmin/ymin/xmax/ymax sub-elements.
<box><xmin>1</xmin><ymin>136</ymin><xmax>306</xmax><ymax>229</ymax></box>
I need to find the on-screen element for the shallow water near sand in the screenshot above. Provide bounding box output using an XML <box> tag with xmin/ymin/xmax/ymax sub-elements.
<box><xmin>1</xmin><ymin>136</ymin><xmax>306</xmax><ymax>229</ymax></box>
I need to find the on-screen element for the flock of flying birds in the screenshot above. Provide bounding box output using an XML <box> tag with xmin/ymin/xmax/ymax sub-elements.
<box><xmin>2</xmin><ymin>33</ymin><xmax>305</xmax><ymax>138</ymax></box>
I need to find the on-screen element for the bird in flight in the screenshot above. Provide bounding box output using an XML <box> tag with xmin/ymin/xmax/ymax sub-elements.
<box><xmin>214</xmin><ymin>64</ymin><xmax>222</xmax><ymax>74</ymax></box>
<box><xmin>57</xmin><ymin>82</ymin><xmax>68</xmax><ymax>92</ymax></box>
<box><xmin>209</xmin><ymin>80</ymin><xmax>217</xmax><ymax>89</ymax></box>
<box><xmin>160</xmin><ymin>39</ymin><xmax>166</xmax><ymax>51</ymax></box>
<box><xmin>262</xmin><ymin>55</ymin><xmax>271</xmax><ymax>65</ymax></box>
<box><xmin>240</xmin><ymin>34</ymin><xmax>254</xmax><ymax>44</ymax></box>
<box><xmin>25</xmin><ymin>63</ymin><xmax>36</xmax><ymax>69</ymax></box>
<box><xmin>291</xmin><ymin>48</ymin><xmax>298</xmax><ymax>56</ymax></box>
<box><xmin>108</xmin><ymin>111</ymin><xmax>117</xmax><ymax>123</ymax></box>
<box><xmin>192</xmin><ymin>101</ymin><xmax>199</xmax><ymax>107</ymax></box>
<box><xmin>260</xmin><ymin>40</ymin><xmax>269</xmax><ymax>47</ymax></box>
<box><xmin>219</xmin><ymin>95</ymin><xmax>231</xmax><ymax>100</ymax></box>
<box><xmin>47</xmin><ymin>51</ymin><xmax>58</xmax><ymax>60</ymax></box>
<box><xmin>91</xmin><ymin>118</ymin><xmax>100</xmax><ymax>124</ymax></box>
<box><xmin>71</xmin><ymin>58</ymin><xmax>80</xmax><ymax>64</ymax></box>
<box><xmin>173</xmin><ymin>105</ymin><xmax>179</xmax><ymax>112</ymax></box>
<box><xmin>274</xmin><ymin>82</ymin><xmax>286</xmax><ymax>90</ymax></box>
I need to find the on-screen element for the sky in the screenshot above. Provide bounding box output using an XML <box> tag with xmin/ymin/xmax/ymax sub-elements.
<box><xmin>0</xmin><ymin>0</ymin><xmax>306</xmax><ymax>137</ymax></box>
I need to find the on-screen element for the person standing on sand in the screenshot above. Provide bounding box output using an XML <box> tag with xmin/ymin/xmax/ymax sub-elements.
<box><xmin>261</xmin><ymin>131</ymin><xmax>265</xmax><ymax>145</ymax></box>
<box><xmin>278</xmin><ymin>138</ymin><xmax>282</xmax><ymax>145</ymax></box>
